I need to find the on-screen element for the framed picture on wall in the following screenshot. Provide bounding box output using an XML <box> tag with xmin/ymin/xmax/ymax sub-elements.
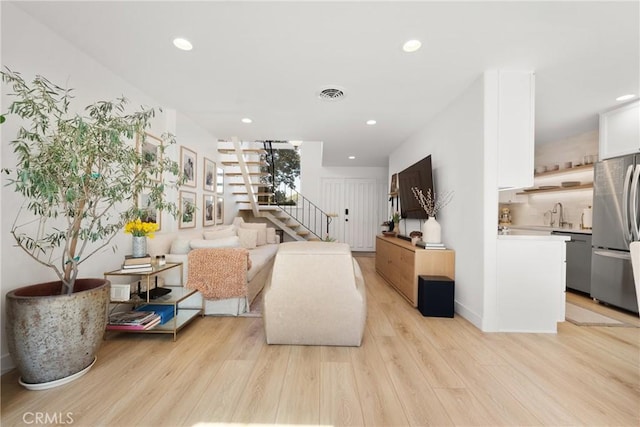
<box><xmin>137</xmin><ymin>189</ymin><xmax>161</xmax><ymax>231</ymax></box>
<box><xmin>180</xmin><ymin>146</ymin><xmax>197</xmax><ymax>188</ymax></box>
<box><xmin>137</xmin><ymin>132</ymin><xmax>163</xmax><ymax>182</ymax></box>
<box><xmin>203</xmin><ymin>158</ymin><xmax>216</xmax><ymax>192</ymax></box>
<box><xmin>216</xmin><ymin>166</ymin><xmax>224</xmax><ymax>194</ymax></box>
<box><xmin>203</xmin><ymin>194</ymin><xmax>215</xmax><ymax>227</ymax></box>
<box><xmin>215</xmin><ymin>196</ymin><xmax>224</xmax><ymax>224</ymax></box>
<box><xmin>179</xmin><ymin>191</ymin><xmax>196</xmax><ymax>229</ymax></box>
<box><xmin>390</xmin><ymin>173</ymin><xmax>399</xmax><ymax>194</ymax></box>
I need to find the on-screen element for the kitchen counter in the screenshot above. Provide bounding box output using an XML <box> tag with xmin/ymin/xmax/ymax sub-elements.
<box><xmin>506</xmin><ymin>225</ymin><xmax>592</xmax><ymax>235</ymax></box>
<box><xmin>498</xmin><ymin>230</ymin><xmax>570</xmax><ymax>240</ymax></box>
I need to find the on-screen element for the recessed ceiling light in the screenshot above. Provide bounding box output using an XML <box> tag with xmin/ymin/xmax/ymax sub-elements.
<box><xmin>402</xmin><ymin>39</ymin><xmax>422</xmax><ymax>53</ymax></box>
<box><xmin>173</xmin><ymin>38</ymin><xmax>193</xmax><ymax>51</ymax></box>
<box><xmin>616</xmin><ymin>94</ymin><xmax>636</xmax><ymax>101</ymax></box>
<box><xmin>366</xmin><ymin>119</ymin><xmax>377</xmax><ymax>125</ymax></box>
<box><xmin>348</xmin><ymin>156</ymin><xmax>356</xmax><ymax>160</ymax></box>
<box><xmin>241</xmin><ymin>118</ymin><xmax>252</xmax><ymax>124</ymax></box>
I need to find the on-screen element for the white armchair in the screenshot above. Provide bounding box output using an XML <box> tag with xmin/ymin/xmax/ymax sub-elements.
<box><xmin>264</xmin><ymin>241</ymin><xmax>367</xmax><ymax>346</ymax></box>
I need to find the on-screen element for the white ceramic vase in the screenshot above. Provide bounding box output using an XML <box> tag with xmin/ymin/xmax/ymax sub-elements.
<box><xmin>422</xmin><ymin>217</ymin><xmax>441</xmax><ymax>244</ymax></box>
<box><xmin>132</xmin><ymin>236</ymin><xmax>147</xmax><ymax>258</ymax></box>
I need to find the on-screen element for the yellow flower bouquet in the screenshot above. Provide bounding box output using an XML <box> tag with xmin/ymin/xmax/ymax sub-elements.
<box><xmin>124</xmin><ymin>218</ymin><xmax>159</xmax><ymax>238</ymax></box>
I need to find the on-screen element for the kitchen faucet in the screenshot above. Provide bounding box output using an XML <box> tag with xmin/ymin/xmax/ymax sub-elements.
<box><xmin>552</xmin><ymin>202</ymin><xmax>567</xmax><ymax>228</ymax></box>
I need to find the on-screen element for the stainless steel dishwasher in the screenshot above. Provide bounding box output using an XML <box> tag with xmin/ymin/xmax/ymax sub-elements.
<box><xmin>552</xmin><ymin>231</ymin><xmax>592</xmax><ymax>293</ymax></box>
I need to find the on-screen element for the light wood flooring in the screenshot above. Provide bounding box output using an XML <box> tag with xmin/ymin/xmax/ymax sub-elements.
<box><xmin>2</xmin><ymin>256</ymin><xmax>639</xmax><ymax>426</ymax></box>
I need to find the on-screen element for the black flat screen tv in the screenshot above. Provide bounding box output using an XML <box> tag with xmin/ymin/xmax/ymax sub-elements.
<box><xmin>398</xmin><ymin>155</ymin><xmax>433</xmax><ymax>219</ymax></box>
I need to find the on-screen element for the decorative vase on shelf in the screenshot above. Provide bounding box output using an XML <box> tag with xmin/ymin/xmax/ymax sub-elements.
<box><xmin>132</xmin><ymin>236</ymin><xmax>147</xmax><ymax>258</ymax></box>
<box><xmin>423</xmin><ymin>217</ymin><xmax>441</xmax><ymax>244</ymax></box>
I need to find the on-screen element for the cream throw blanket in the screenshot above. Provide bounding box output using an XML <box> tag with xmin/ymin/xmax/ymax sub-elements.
<box><xmin>186</xmin><ymin>248</ymin><xmax>250</xmax><ymax>300</ymax></box>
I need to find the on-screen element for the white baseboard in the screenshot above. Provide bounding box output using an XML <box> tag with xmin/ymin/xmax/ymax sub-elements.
<box><xmin>1</xmin><ymin>352</ymin><xmax>15</xmax><ymax>376</ymax></box>
<box><xmin>454</xmin><ymin>300</ymin><xmax>482</xmax><ymax>330</ymax></box>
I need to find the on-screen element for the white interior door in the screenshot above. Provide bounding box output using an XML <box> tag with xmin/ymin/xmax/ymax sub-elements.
<box><xmin>321</xmin><ymin>178</ymin><xmax>378</xmax><ymax>251</ymax></box>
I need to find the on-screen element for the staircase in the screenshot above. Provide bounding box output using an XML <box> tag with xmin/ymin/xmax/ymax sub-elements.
<box><xmin>218</xmin><ymin>138</ymin><xmax>332</xmax><ymax>241</ymax></box>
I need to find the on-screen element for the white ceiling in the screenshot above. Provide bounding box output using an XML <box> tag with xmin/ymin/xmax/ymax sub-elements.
<box><xmin>10</xmin><ymin>1</ymin><xmax>640</xmax><ymax>167</ymax></box>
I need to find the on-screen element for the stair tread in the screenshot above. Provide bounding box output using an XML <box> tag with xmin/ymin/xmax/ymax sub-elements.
<box><xmin>225</xmin><ymin>172</ymin><xmax>270</xmax><ymax>176</ymax></box>
<box><xmin>221</xmin><ymin>161</ymin><xmax>267</xmax><ymax>166</ymax></box>
<box><xmin>228</xmin><ymin>182</ymin><xmax>263</xmax><ymax>186</ymax></box>
<box><xmin>218</xmin><ymin>148</ymin><xmax>267</xmax><ymax>154</ymax></box>
<box><xmin>232</xmin><ymin>192</ymin><xmax>274</xmax><ymax>196</ymax></box>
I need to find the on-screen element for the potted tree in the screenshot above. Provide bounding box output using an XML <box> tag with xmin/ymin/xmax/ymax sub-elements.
<box><xmin>1</xmin><ymin>69</ymin><xmax>183</xmax><ymax>389</ymax></box>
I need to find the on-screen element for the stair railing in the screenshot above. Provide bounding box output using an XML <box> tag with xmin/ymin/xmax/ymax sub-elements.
<box><xmin>262</xmin><ymin>142</ymin><xmax>332</xmax><ymax>240</ymax></box>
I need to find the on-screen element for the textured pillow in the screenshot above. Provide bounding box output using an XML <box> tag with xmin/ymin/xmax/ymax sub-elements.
<box><xmin>190</xmin><ymin>236</ymin><xmax>240</xmax><ymax>249</ymax></box>
<box><xmin>170</xmin><ymin>238</ymin><xmax>192</xmax><ymax>254</ymax></box>
<box><xmin>237</xmin><ymin>228</ymin><xmax>258</xmax><ymax>249</ymax></box>
<box><xmin>232</xmin><ymin>217</ymin><xmax>245</xmax><ymax>228</ymax></box>
<box><xmin>240</xmin><ymin>222</ymin><xmax>267</xmax><ymax>246</ymax></box>
<box><xmin>203</xmin><ymin>227</ymin><xmax>237</xmax><ymax>240</ymax></box>
<box><xmin>266</xmin><ymin>227</ymin><xmax>277</xmax><ymax>244</ymax></box>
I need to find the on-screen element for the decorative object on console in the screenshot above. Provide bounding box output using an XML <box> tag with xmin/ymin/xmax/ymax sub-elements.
<box><xmin>409</xmin><ymin>230</ymin><xmax>423</xmax><ymax>246</ymax></box>
<box><xmin>423</xmin><ymin>218</ymin><xmax>442</xmax><ymax>244</ymax></box>
<box><xmin>180</xmin><ymin>146</ymin><xmax>197</xmax><ymax>187</ymax></box>
<box><xmin>411</xmin><ymin>187</ymin><xmax>453</xmax><ymax>244</ymax></box>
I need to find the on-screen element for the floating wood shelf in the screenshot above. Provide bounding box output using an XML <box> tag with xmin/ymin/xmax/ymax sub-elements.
<box><xmin>533</xmin><ymin>164</ymin><xmax>593</xmax><ymax>178</ymax></box>
<box><xmin>517</xmin><ymin>183</ymin><xmax>593</xmax><ymax>195</ymax></box>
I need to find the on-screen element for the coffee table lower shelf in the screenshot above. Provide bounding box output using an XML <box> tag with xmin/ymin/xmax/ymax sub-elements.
<box><xmin>106</xmin><ymin>308</ymin><xmax>202</xmax><ymax>341</ymax></box>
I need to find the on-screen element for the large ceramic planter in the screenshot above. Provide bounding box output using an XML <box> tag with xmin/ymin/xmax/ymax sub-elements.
<box><xmin>5</xmin><ymin>278</ymin><xmax>110</xmax><ymax>389</ymax></box>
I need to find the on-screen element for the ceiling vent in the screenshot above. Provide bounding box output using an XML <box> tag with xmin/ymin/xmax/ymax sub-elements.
<box><xmin>317</xmin><ymin>86</ymin><xmax>346</xmax><ymax>101</ymax></box>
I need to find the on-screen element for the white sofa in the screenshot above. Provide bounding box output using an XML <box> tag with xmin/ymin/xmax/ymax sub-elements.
<box><xmin>147</xmin><ymin>222</ymin><xmax>279</xmax><ymax>315</ymax></box>
<box><xmin>264</xmin><ymin>241</ymin><xmax>367</xmax><ymax>346</ymax></box>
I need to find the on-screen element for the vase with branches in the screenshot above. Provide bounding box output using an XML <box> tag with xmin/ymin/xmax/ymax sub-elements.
<box><xmin>411</xmin><ymin>187</ymin><xmax>454</xmax><ymax>244</ymax></box>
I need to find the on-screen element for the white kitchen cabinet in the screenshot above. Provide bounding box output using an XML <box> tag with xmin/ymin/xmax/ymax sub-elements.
<box><xmin>495</xmin><ymin>70</ymin><xmax>536</xmax><ymax>190</ymax></box>
<box><xmin>599</xmin><ymin>100</ymin><xmax>640</xmax><ymax>160</ymax></box>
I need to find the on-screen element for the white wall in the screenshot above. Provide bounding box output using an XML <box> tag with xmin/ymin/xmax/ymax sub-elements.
<box><xmin>0</xmin><ymin>4</ymin><xmax>221</xmax><ymax>373</ymax></box>
<box><xmin>389</xmin><ymin>75</ymin><xmax>488</xmax><ymax>328</ymax></box>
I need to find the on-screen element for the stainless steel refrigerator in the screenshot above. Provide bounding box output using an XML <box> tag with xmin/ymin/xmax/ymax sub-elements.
<box><xmin>591</xmin><ymin>154</ymin><xmax>640</xmax><ymax>313</ymax></box>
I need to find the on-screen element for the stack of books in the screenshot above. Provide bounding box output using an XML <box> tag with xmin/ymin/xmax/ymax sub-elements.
<box><xmin>106</xmin><ymin>310</ymin><xmax>160</xmax><ymax>330</ymax></box>
<box><xmin>418</xmin><ymin>242</ymin><xmax>447</xmax><ymax>250</ymax></box>
<box><xmin>120</xmin><ymin>254</ymin><xmax>153</xmax><ymax>273</ymax></box>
